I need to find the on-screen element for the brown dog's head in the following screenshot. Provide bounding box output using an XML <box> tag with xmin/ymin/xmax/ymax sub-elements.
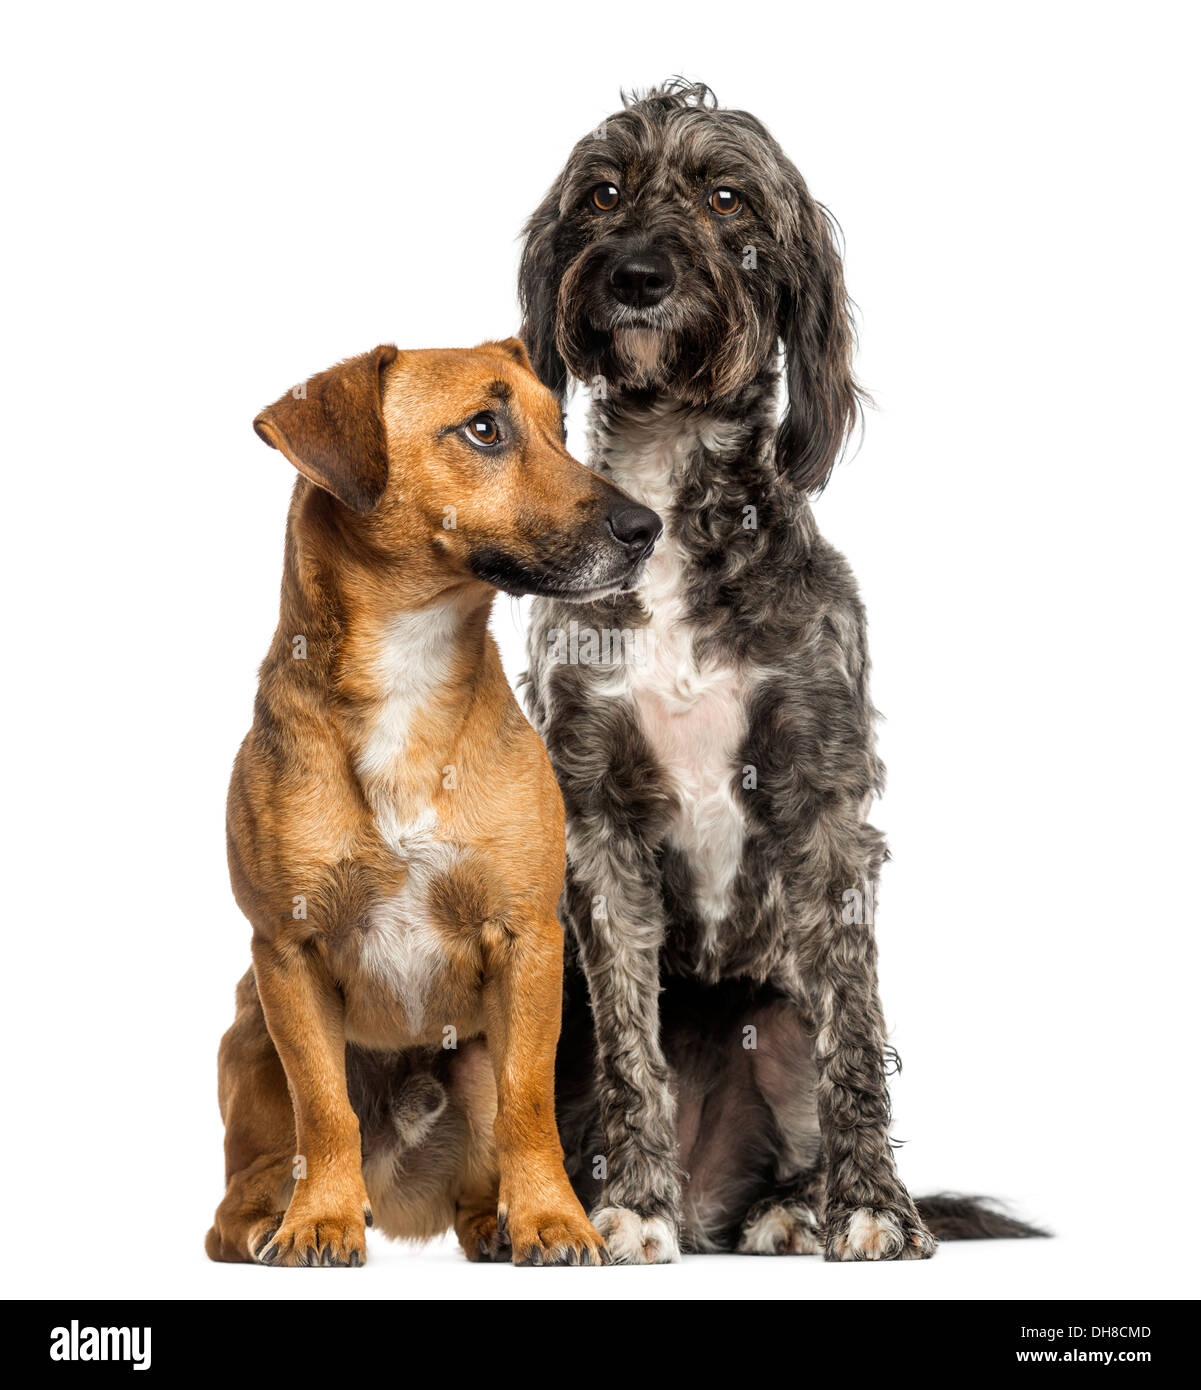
<box><xmin>253</xmin><ymin>339</ymin><xmax>660</xmax><ymax>601</ymax></box>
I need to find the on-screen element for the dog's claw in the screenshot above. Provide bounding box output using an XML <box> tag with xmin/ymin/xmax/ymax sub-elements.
<box><xmin>245</xmin><ymin>1210</ymin><xmax>366</xmax><ymax>1267</ymax></box>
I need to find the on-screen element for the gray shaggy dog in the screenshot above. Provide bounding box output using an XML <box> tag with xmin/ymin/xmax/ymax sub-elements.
<box><xmin>519</xmin><ymin>80</ymin><xmax>1043</xmax><ymax>1261</ymax></box>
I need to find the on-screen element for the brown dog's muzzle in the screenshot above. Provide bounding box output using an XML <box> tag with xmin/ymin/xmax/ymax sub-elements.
<box><xmin>467</xmin><ymin>487</ymin><xmax>661</xmax><ymax>603</ymax></box>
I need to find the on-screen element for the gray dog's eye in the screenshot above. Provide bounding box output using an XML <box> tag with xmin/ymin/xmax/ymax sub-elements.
<box><xmin>591</xmin><ymin>182</ymin><xmax>620</xmax><ymax>212</ymax></box>
<box><xmin>709</xmin><ymin>188</ymin><xmax>743</xmax><ymax>216</ymax></box>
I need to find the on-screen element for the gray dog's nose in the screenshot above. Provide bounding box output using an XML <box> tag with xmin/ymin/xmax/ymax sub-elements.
<box><xmin>607</xmin><ymin>502</ymin><xmax>663</xmax><ymax>554</ymax></box>
<box><xmin>609</xmin><ymin>252</ymin><xmax>676</xmax><ymax>308</ymax></box>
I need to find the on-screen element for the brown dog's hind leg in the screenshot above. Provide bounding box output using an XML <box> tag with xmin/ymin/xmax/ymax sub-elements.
<box><xmin>450</xmin><ymin>1041</ymin><xmax>508</xmax><ymax>1263</ymax></box>
<box><xmin>205</xmin><ymin>970</ymin><xmax>296</xmax><ymax>1263</ymax></box>
<box><xmin>455</xmin><ymin>1195</ymin><xmax>507</xmax><ymax>1262</ymax></box>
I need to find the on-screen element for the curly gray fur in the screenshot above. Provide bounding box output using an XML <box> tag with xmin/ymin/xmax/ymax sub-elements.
<box><xmin>519</xmin><ymin>80</ymin><xmax>1044</xmax><ymax>1260</ymax></box>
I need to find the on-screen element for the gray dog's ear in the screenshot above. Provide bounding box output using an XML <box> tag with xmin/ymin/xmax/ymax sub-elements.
<box><xmin>518</xmin><ymin>179</ymin><xmax>570</xmax><ymax>401</ymax></box>
<box><xmin>775</xmin><ymin>183</ymin><xmax>863</xmax><ymax>494</ymax></box>
<box><xmin>253</xmin><ymin>344</ymin><xmax>399</xmax><ymax>513</ymax></box>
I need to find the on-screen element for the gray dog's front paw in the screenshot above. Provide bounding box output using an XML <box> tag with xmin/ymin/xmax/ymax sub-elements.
<box><xmin>591</xmin><ymin>1205</ymin><xmax>681</xmax><ymax>1264</ymax></box>
<box><xmin>824</xmin><ymin>1203</ymin><xmax>936</xmax><ymax>1261</ymax></box>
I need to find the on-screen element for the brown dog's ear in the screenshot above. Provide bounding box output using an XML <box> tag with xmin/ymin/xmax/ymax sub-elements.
<box><xmin>493</xmin><ymin>337</ymin><xmax>534</xmax><ymax>373</ymax></box>
<box><xmin>253</xmin><ymin>344</ymin><xmax>399</xmax><ymax>513</ymax></box>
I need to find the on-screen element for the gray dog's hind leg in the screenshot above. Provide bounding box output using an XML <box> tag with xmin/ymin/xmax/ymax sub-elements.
<box><xmin>737</xmin><ymin>1179</ymin><xmax>826</xmax><ymax>1255</ymax></box>
<box><xmin>735</xmin><ymin>996</ymin><xmax>826</xmax><ymax>1255</ymax></box>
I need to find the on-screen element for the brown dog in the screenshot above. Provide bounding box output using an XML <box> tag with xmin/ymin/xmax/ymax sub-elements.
<box><xmin>205</xmin><ymin>340</ymin><xmax>661</xmax><ymax>1267</ymax></box>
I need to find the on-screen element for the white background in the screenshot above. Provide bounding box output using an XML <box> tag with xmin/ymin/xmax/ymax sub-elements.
<box><xmin>2</xmin><ymin>0</ymin><xmax>1197</xmax><ymax>1302</ymax></box>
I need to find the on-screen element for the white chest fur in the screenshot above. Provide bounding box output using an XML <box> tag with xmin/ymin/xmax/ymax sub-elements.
<box><xmin>603</xmin><ymin>410</ymin><xmax>751</xmax><ymax>941</ymax></box>
<box><xmin>353</xmin><ymin>604</ymin><xmax>463</xmax><ymax>1027</ymax></box>
<box><xmin>358</xmin><ymin>808</ymin><xmax>461</xmax><ymax>1032</ymax></box>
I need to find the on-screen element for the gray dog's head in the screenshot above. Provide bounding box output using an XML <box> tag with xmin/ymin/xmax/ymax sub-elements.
<box><xmin>518</xmin><ymin>79</ymin><xmax>864</xmax><ymax>491</ymax></box>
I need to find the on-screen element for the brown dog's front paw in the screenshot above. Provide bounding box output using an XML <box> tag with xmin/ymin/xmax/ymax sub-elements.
<box><xmin>824</xmin><ymin>1203</ymin><xmax>936</xmax><ymax>1262</ymax></box>
<box><xmin>254</xmin><ymin>1199</ymin><xmax>369</xmax><ymax>1268</ymax></box>
<box><xmin>503</xmin><ymin>1202</ymin><xmax>609</xmax><ymax>1268</ymax></box>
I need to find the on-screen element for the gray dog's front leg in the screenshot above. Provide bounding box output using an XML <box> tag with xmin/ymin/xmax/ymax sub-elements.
<box><xmin>564</xmin><ymin>841</ymin><xmax>684</xmax><ymax>1264</ymax></box>
<box><xmin>791</xmin><ymin>812</ymin><xmax>936</xmax><ymax>1261</ymax></box>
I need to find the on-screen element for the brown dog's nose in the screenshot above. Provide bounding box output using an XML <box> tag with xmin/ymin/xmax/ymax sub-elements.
<box><xmin>609</xmin><ymin>253</ymin><xmax>676</xmax><ymax>308</ymax></box>
<box><xmin>607</xmin><ymin>502</ymin><xmax>663</xmax><ymax>554</ymax></box>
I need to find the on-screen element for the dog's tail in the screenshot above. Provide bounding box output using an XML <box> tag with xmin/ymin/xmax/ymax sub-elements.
<box><xmin>915</xmin><ymin>1193</ymin><xmax>1049</xmax><ymax>1240</ymax></box>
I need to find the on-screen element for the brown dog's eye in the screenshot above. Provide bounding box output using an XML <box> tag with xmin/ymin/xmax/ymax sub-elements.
<box><xmin>466</xmin><ymin>413</ymin><xmax>499</xmax><ymax>446</ymax></box>
<box><xmin>591</xmin><ymin>182</ymin><xmax>620</xmax><ymax>212</ymax></box>
<box><xmin>710</xmin><ymin>188</ymin><xmax>742</xmax><ymax>216</ymax></box>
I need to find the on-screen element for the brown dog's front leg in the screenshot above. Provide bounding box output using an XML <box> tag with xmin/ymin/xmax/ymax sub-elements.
<box><xmin>249</xmin><ymin>936</ymin><xmax>370</xmax><ymax>1267</ymax></box>
<box><xmin>482</xmin><ymin>920</ymin><xmax>608</xmax><ymax>1267</ymax></box>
